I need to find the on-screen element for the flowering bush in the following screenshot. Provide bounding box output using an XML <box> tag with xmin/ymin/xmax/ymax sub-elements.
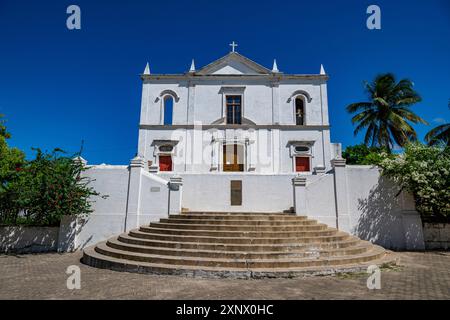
<box><xmin>379</xmin><ymin>143</ymin><xmax>450</xmax><ymax>217</ymax></box>
<box><xmin>1</xmin><ymin>114</ymin><xmax>105</xmax><ymax>226</ymax></box>
<box><xmin>0</xmin><ymin>148</ymin><xmax>105</xmax><ymax>226</ymax></box>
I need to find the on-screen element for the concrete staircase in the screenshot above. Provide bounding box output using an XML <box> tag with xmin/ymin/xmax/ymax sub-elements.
<box><xmin>82</xmin><ymin>212</ymin><xmax>395</xmax><ymax>278</ymax></box>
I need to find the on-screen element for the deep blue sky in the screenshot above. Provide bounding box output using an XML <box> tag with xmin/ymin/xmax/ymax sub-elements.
<box><xmin>1</xmin><ymin>0</ymin><xmax>449</xmax><ymax>164</ymax></box>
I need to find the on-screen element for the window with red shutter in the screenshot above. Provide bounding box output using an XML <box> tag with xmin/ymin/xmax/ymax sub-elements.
<box><xmin>159</xmin><ymin>155</ymin><xmax>172</xmax><ymax>172</ymax></box>
<box><xmin>295</xmin><ymin>156</ymin><xmax>310</xmax><ymax>172</ymax></box>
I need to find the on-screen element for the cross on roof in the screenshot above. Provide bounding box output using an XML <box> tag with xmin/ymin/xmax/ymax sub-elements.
<box><xmin>229</xmin><ymin>41</ymin><xmax>238</xmax><ymax>52</ymax></box>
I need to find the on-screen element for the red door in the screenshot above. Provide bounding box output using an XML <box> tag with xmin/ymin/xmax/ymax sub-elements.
<box><xmin>295</xmin><ymin>157</ymin><xmax>310</xmax><ymax>172</ymax></box>
<box><xmin>159</xmin><ymin>155</ymin><xmax>172</xmax><ymax>172</ymax></box>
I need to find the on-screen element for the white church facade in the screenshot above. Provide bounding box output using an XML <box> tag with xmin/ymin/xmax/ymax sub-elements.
<box><xmin>138</xmin><ymin>48</ymin><xmax>340</xmax><ymax>176</ymax></box>
<box><xmin>64</xmin><ymin>45</ymin><xmax>425</xmax><ymax>255</ymax></box>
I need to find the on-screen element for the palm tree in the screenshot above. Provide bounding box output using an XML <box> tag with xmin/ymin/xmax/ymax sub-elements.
<box><xmin>346</xmin><ymin>73</ymin><xmax>428</xmax><ymax>152</ymax></box>
<box><xmin>425</xmin><ymin>101</ymin><xmax>450</xmax><ymax>146</ymax></box>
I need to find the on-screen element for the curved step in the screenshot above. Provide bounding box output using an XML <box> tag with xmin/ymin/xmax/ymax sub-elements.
<box><xmin>83</xmin><ymin>245</ymin><xmax>396</xmax><ymax>279</ymax></box>
<box><xmin>160</xmin><ymin>218</ymin><xmax>318</xmax><ymax>226</ymax></box>
<box><xmin>150</xmin><ymin>222</ymin><xmax>327</xmax><ymax>231</ymax></box>
<box><xmin>129</xmin><ymin>229</ymin><xmax>350</xmax><ymax>244</ymax></box>
<box><xmin>82</xmin><ymin>212</ymin><xmax>393</xmax><ymax>278</ymax></box>
<box><xmin>106</xmin><ymin>237</ymin><xmax>372</xmax><ymax>259</ymax></box>
<box><xmin>139</xmin><ymin>226</ymin><xmax>337</xmax><ymax>238</ymax></box>
<box><xmin>169</xmin><ymin>214</ymin><xmax>308</xmax><ymax>221</ymax></box>
<box><xmin>183</xmin><ymin>212</ymin><xmax>295</xmax><ymax>215</ymax></box>
<box><xmin>93</xmin><ymin>241</ymin><xmax>386</xmax><ymax>268</ymax></box>
<box><xmin>118</xmin><ymin>233</ymin><xmax>362</xmax><ymax>251</ymax></box>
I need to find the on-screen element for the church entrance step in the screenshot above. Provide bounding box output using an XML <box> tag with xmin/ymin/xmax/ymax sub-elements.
<box><xmin>106</xmin><ymin>237</ymin><xmax>372</xmax><ymax>259</ymax></box>
<box><xmin>128</xmin><ymin>229</ymin><xmax>350</xmax><ymax>244</ymax></box>
<box><xmin>117</xmin><ymin>234</ymin><xmax>362</xmax><ymax>251</ymax></box>
<box><xmin>150</xmin><ymin>222</ymin><xmax>326</xmax><ymax>231</ymax></box>
<box><xmin>82</xmin><ymin>212</ymin><xmax>395</xmax><ymax>278</ymax></box>
<box><xmin>168</xmin><ymin>214</ymin><xmax>308</xmax><ymax>221</ymax></box>
<box><xmin>93</xmin><ymin>241</ymin><xmax>386</xmax><ymax>268</ymax></box>
<box><xmin>83</xmin><ymin>245</ymin><xmax>396</xmax><ymax>279</ymax></box>
<box><xmin>159</xmin><ymin>218</ymin><xmax>318</xmax><ymax>225</ymax></box>
<box><xmin>139</xmin><ymin>226</ymin><xmax>337</xmax><ymax>238</ymax></box>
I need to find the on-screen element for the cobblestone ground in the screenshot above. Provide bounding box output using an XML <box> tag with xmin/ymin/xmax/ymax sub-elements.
<box><xmin>0</xmin><ymin>251</ymin><xmax>449</xmax><ymax>299</ymax></box>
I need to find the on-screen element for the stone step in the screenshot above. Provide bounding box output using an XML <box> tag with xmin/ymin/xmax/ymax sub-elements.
<box><xmin>83</xmin><ymin>245</ymin><xmax>396</xmax><ymax>279</ymax></box>
<box><xmin>169</xmin><ymin>214</ymin><xmax>308</xmax><ymax>221</ymax></box>
<box><xmin>93</xmin><ymin>241</ymin><xmax>386</xmax><ymax>269</ymax></box>
<box><xmin>82</xmin><ymin>211</ymin><xmax>393</xmax><ymax>278</ymax></box>
<box><xmin>118</xmin><ymin>233</ymin><xmax>362</xmax><ymax>251</ymax></box>
<box><xmin>139</xmin><ymin>226</ymin><xmax>337</xmax><ymax>238</ymax></box>
<box><xmin>150</xmin><ymin>222</ymin><xmax>327</xmax><ymax>231</ymax></box>
<box><xmin>159</xmin><ymin>218</ymin><xmax>318</xmax><ymax>226</ymax></box>
<box><xmin>106</xmin><ymin>237</ymin><xmax>372</xmax><ymax>259</ymax></box>
<box><xmin>128</xmin><ymin>229</ymin><xmax>350</xmax><ymax>244</ymax></box>
<box><xmin>183</xmin><ymin>211</ymin><xmax>294</xmax><ymax>215</ymax></box>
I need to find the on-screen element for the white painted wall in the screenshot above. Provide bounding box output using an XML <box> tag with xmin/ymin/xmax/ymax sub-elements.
<box><xmin>75</xmin><ymin>166</ymin><xmax>129</xmax><ymax>249</ymax></box>
<box><xmin>304</xmin><ymin>173</ymin><xmax>337</xmax><ymax>227</ymax></box>
<box><xmin>160</xmin><ymin>173</ymin><xmax>295</xmax><ymax>213</ymax></box>
<box><xmin>301</xmin><ymin>165</ymin><xmax>425</xmax><ymax>250</ymax></box>
<box><xmin>71</xmin><ymin>164</ymin><xmax>176</xmax><ymax>250</ymax></box>
<box><xmin>345</xmin><ymin>166</ymin><xmax>424</xmax><ymax>250</ymax></box>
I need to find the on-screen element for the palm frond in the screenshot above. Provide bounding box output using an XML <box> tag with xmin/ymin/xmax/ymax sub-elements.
<box><xmin>425</xmin><ymin>123</ymin><xmax>450</xmax><ymax>146</ymax></box>
<box><xmin>347</xmin><ymin>72</ymin><xmax>423</xmax><ymax>151</ymax></box>
<box><xmin>346</xmin><ymin>102</ymin><xmax>373</xmax><ymax>113</ymax></box>
<box><xmin>394</xmin><ymin>107</ymin><xmax>428</xmax><ymax>125</ymax></box>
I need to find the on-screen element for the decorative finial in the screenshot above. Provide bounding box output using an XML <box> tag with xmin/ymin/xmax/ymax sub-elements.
<box><xmin>229</xmin><ymin>41</ymin><xmax>238</xmax><ymax>52</ymax></box>
<box><xmin>143</xmin><ymin>62</ymin><xmax>150</xmax><ymax>75</ymax></box>
<box><xmin>272</xmin><ymin>59</ymin><xmax>279</xmax><ymax>73</ymax></box>
<box><xmin>189</xmin><ymin>59</ymin><xmax>196</xmax><ymax>73</ymax></box>
<box><xmin>320</xmin><ymin>64</ymin><xmax>326</xmax><ymax>75</ymax></box>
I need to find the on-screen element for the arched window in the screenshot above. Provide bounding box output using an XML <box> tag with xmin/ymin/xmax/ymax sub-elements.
<box><xmin>163</xmin><ymin>96</ymin><xmax>174</xmax><ymax>125</ymax></box>
<box><xmin>295</xmin><ymin>97</ymin><xmax>305</xmax><ymax>125</ymax></box>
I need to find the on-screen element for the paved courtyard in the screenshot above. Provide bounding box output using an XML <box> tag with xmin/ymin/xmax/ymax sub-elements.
<box><xmin>0</xmin><ymin>251</ymin><xmax>449</xmax><ymax>299</ymax></box>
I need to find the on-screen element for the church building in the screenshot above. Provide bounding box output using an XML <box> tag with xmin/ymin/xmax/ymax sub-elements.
<box><xmin>138</xmin><ymin>42</ymin><xmax>341</xmax><ymax>177</ymax></box>
<box><xmin>76</xmin><ymin>44</ymin><xmax>424</xmax><ymax>271</ymax></box>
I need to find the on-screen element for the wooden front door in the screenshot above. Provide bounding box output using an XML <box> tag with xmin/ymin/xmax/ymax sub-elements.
<box><xmin>223</xmin><ymin>144</ymin><xmax>244</xmax><ymax>172</ymax></box>
<box><xmin>159</xmin><ymin>155</ymin><xmax>172</xmax><ymax>172</ymax></box>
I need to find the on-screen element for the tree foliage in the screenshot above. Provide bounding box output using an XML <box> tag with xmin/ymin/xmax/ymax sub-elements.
<box><xmin>342</xmin><ymin>144</ymin><xmax>394</xmax><ymax>165</ymax></box>
<box><xmin>0</xmin><ymin>115</ymin><xmax>104</xmax><ymax>226</ymax></box>
<box><xmin>379</xmin><ymin>143</ymin><xmax>450</xmax><ymax>217</ymax></box>
<box><xmin>346</xmin><ymin>73</ymin><xmax>427</xmax><ymax>152</ymax></box>
<box><xmin>425</xmin><ymin>100</ymin><xmax>450</xmax><ymax>146</ymax></box>
<box><xmin>0</xmin><ymin>114</ymin><xmax>25</xmax><ymax>197</ymax></box>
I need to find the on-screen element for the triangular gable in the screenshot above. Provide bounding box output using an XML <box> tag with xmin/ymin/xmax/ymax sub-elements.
<box><xmin>196</xmin><ymin>52</ymin><xmax>271</xmax><ymax>75</ymax></box>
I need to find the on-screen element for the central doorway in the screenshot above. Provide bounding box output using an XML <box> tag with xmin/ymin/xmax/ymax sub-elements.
<box><xmin>223</xmin><ymin>144</ymin><xmax>244</xmax><ymax>172</ymax></box>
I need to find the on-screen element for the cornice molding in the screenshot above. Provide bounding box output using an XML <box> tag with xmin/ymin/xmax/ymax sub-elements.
<box><xmin>139</xmin><ymin>124</ymin><xmax>330</xmax><ymax>130</ymax></box>
<box><xmin>141</xmin><ymin>74</ymin><xmax>329</xmax><ymax>82</ymax></box>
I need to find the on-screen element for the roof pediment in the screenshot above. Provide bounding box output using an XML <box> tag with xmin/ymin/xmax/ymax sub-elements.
<box><xmin>196</xmin><ymin>52</ymin><xmax>271</xmax><ymax>75</ymax></box>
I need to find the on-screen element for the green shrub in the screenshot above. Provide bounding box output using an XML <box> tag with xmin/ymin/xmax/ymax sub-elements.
<box><xmin>342</xmin><ymin>144</ymin><xmax>393</xmax><ymax>165</ymax></box>
<box><xmin>0</xmin><ymin>148</ymin><xmax>105</xmax><ymax>226</ymax></box>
